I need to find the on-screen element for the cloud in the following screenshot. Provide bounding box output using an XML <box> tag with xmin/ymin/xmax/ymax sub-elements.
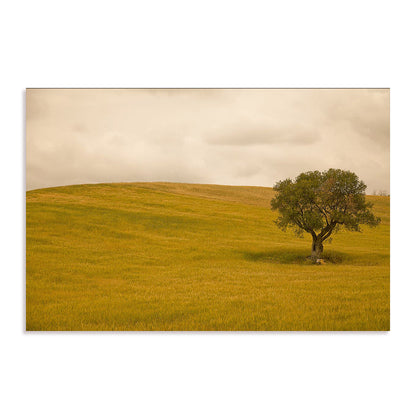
<box><xmin>205</xmin><ymin>120</ymin><xmax>321</xmax><ymax>146</ymax></box>
<box><xmin>26</xmin><ymin>89</ymin><xmax>390</xmax><ymax>193</ymax></box>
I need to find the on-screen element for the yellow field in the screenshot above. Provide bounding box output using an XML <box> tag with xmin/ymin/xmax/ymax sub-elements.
<box><xmin>26</xmin><ymin>182</ymin><xmax>390</xmax><ymax>331</ymax></box>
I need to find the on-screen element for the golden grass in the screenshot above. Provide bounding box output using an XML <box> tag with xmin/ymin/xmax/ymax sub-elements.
<box><xmin>26</xmin><ymin>182</ymin><xmax>389</xmax><ymax>331</ymax></box>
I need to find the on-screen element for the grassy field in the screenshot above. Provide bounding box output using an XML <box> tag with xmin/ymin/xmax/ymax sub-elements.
<box><xmin>26</xmin><ymin>182</ymin><xmax>389</xmax><ymax>331</ymax></box>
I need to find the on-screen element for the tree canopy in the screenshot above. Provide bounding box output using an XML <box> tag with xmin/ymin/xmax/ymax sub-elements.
<box><xmin>271</xmin><ymin>169</ymin><xmax>381</xmax><ymax>261</ymax></box>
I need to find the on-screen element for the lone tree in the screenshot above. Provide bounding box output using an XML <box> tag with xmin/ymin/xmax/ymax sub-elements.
<box><xmin>271</xmin><ymin>169</ymin><xmax>380</xmax><ymax>262</ymax></box>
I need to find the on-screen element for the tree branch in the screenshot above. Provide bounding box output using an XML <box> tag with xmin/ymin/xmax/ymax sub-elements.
<box><xmin>313</xmin><ymin>202</ymin><xmax>329</xmax><ymax>226</ymax></box>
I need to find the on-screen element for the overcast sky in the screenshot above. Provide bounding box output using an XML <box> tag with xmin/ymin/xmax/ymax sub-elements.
<box><xmin>26</xmin><ymin>88</ymin><xmax>389</xmax><ymax>192</ymax></box>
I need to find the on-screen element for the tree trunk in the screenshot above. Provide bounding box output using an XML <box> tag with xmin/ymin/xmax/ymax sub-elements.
<box><xmin>311</xmin><ymin>236</ymin><xmax>324</xmax><ymax>263</ymax></box>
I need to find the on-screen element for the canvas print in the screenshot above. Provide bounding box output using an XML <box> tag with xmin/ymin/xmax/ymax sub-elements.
<box><xmin>26</xmin><ymin>88</ymin><xmax>390</xmax><ymax>331</ymax></box>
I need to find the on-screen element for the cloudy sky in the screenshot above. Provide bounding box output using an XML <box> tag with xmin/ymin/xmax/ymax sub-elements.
<box><xmin>26</xmin><ymin>89</ymin><xmax>389</xmax><ymax>192</ymax></box>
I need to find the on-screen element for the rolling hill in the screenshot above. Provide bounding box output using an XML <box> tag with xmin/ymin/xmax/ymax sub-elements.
<box><xmin>26</xmin><ymin>182</ymin><xmax>390</xmax><ymax>330</ymax></box>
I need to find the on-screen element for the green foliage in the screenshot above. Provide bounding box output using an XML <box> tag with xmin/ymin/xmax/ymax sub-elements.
<box><xmin>271</xmin><ymin>169</ymin><xmax>381</xmax><ymax>242</ymax></box>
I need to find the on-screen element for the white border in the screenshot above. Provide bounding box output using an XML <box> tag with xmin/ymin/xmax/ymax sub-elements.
<box><xmin>2</xmin><ymin>1</ymin><xmax>415</xmax><ymax>415</ymax></box>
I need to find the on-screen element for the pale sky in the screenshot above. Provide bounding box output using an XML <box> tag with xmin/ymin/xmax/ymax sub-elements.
<box><xmin>26</xmin><ymin>88</ymin><xmax>390</xmax><ymax>193</ymax></box>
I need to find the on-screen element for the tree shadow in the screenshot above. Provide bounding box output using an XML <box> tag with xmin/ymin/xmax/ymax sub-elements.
<box><xmin>241</xmin><ymin>248</ymin><xmax>312</xmax><ymax>265</ymax></box>
<box><xmin>241</xmin><ymin>248</ymin><xmax>388</xmax><ymax>266</ymax></box>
